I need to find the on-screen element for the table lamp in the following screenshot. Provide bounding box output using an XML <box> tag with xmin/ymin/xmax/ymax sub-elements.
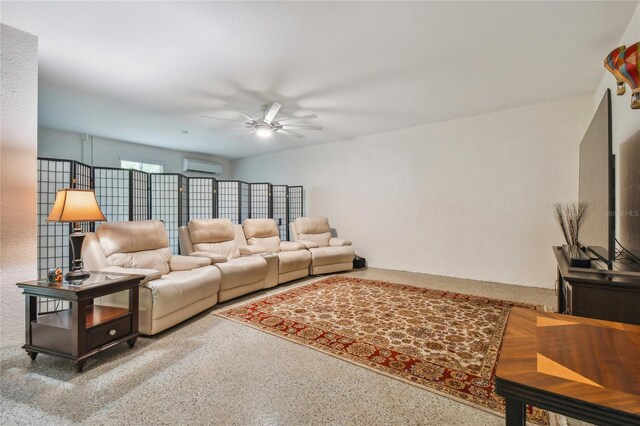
<box><xmin>47</xmin><ymin>188</ymin><xmax>106</xmax><ymax>281</ymax></box>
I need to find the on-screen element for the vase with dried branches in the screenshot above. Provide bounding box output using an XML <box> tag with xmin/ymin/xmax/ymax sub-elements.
<box><xmin>552</xmin><ymin>201</ymin><xmax>592</xmax><ymax>258</ymax></box>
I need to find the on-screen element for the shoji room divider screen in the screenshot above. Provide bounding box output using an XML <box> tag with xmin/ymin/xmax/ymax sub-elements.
<box><xmin>288</xmin><ymin>186</ymin><xmax>304</xmax><ymax>230</ymax></box>
<box><xmin>250</xmin><ymin>183</ymin><xmax>272</xmax><ymax>219</ymax></box>
<box><xmin>150</xmin><ymin>174</ymin><xmax>189</xmax><ymax>254</ymax></box>
<box><xmin>94</xmin><ymin>167</ymin><xmax>131</xmax><ymax>223</ymax></box>
<box><xmin>37</xmin><ymin>158</ymin><xmax>92</xmax><ymax>313</ymax></box>
<box><xmin>217</xmin><ymin>180</ymin><xmax>252</xmax><ymax>224</ymax></box>
<box><xmin>188</xmin><ymin>177</ymin><xmax>217</xmax><ymax>219</ymax></box>
<box><xmin>36</xmin><ymin>156</ymin><xmax>304</xmax><ymax>280</ymax></box>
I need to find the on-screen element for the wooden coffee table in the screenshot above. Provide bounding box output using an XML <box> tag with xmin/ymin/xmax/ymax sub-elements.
<box><xmin>17</xmin><ymin>271</ymin><xmax>144</xmax><ymax>372</ymax></box>
<box><xmin>495</xmin><ymin>308</ymin><xmax>640</xmax><ymax>425</ymax></box>
<box><xmin>496</xmin><ymin>308</ymin><xmax>640</xmax><ymax>425</ymax></box>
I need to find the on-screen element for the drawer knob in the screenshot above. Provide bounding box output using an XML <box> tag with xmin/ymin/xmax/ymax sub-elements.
<box><xmin>108</xmin><ymin>329</ymin><xmax>117</xmax><ymax>336</ymax></box>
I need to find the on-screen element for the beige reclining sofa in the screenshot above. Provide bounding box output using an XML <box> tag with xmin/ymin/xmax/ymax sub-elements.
<box><xmin>178</xmin><ymin>219</ymin><xmax>272</xmax><ymax>301</ymax></box>
<box><xmin>243</xmin><ymin>218</ymin><xmax>311</xmax><ymax>284</ymax></box>
<box><xmin>290</xmin><ymin>217</ymin><xmax>355</xmax><ymax>274</ymax></box>
<box><xmin>82</xmin><ymin>220</ymin><xmax>221</xmax><ymax>335</ymax></box>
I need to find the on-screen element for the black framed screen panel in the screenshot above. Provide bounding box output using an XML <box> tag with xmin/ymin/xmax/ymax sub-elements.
<box><xmin>37</xmin><ymin>158</ymin><xmax>72</xmax><ymax>313</ymax></box>
<box><xmin>188</xmin><ymin>177</ymin><xmax>216</xmax><ymax>219</ymax></box>
<box><xmin>94</xmin><ymin>168</ymin><xmax>130</xmax><ymax>224</ymax></box>
<box><xmin>180</xmin><ymin>175</ymin><xmax>189</xmax><ymax>227</ymax></box>
<box><xmin>217</xmin><ymin>180</ymin><xmax>240</xmax><ymax>224</ymax></box>
<box><xmin>250</xmin><ymin>183</ymin><xmax>272</xmax><ymax>219</ymax></box>
<box><xmin>272</xmin><ymin>185</ymin><xmax>288</xmax><ymax>240</ymax></box>
<box><xmin>288</xmin><ymin>186</ymin><xmax>304</xmax><ymax>225</ymax></box>
<box><xmin>150</xmin><ymin>174</ymin><xmax>180</xmax><ymax>253</ymax></box>
<box><xmin>130</xmin><ymin>170</ymin><xmax>150</xmax><ymax>221</ymax></box>
<box><xmin>72</xmin><ymin>161</ymin><xmax>94</xmax><ymax>233</ymax></box>
<box><xmin>240</xmin><ymin>181</ymin><xmax>250</xmax><ymax>224</ymax></box>
<box><xmin>72</xmin><ymin>161</ymin><xmax>92</xmax><ymax>189</ymax></box>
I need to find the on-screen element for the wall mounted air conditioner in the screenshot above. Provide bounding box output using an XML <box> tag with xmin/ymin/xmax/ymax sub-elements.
<box><xmin>183</xmin><ymin>158</ymin><xmax>222</xmax><ymax>176</ymax></box>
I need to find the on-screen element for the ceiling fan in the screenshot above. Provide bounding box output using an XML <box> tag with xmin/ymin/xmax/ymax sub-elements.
<box><xmin>201</xmin><ymin>103</ymin><xmax>322</xmax><ymax>139</ymax></box>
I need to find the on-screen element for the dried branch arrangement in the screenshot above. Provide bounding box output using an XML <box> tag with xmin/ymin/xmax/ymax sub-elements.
<box><xmin>552</xmin><ymin>201</ymin><xmax>592</xmax><ymax>246</ymax></box>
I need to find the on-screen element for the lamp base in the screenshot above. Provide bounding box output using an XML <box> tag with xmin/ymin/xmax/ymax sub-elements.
<box><xmin>67</xmin><ymin>225</ymin><xmax>89</xmax><ymax>283</ymax></box>
<box><xmin>65</xmin><ymin>269</ymin><xmax>90</xmax><ymax>281</ymax></box>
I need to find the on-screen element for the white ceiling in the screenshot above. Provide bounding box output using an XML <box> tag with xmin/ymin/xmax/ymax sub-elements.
<box><xmin>2</xmin><ymin>1</ymin><xmax>637</xmax><ymax>159</ymax></box>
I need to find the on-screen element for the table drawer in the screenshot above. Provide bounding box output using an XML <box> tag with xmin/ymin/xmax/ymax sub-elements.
<box><xmin>87</xmin><ymin>315</ymin><xmax>132</xmax><ymax>351</ymax></box>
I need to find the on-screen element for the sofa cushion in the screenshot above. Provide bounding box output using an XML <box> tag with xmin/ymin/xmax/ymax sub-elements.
<box><xmin>190</xmin><ymin>252</ymin><xmax>228</xmax><ymax>264</ymax></box>
<box><xmin>243</xmin><ymin>219</ymin><xmax>278</xmax><ymax>239</ymax></box>
<box><xmin>309</xmin><ymin>246</ymin><xmax>355</xmax><ymax>266</ymax></box>
<box><xmin>101</xmin><ymin>266</ymin><xmax>163</xmax><ymax>285</ymax></box>
<box><xmin>295</xmin><ymin>217</ymin><xmax>330</xmax><ymax>234</ymax></box>
<box><xmin>329</xmin><ymin>238</ymin><xmax>352</xmax><ymax>247</ymax></box>
<box><xmin>193</xmin><ymin>240</ymin><xmax>240</xmax><ymax>259</ymax></box>
<box><xmin>146</xmin><ymin>266</ymin><xmax>221</xmax><ymax>319</ymax></box>
<box><xmin>97</xmin><ymin>220</ymin><xmax>169</xmax><ymax>256</ymax></box>
<box><xmin>244</xmin><ymin>219</ymin><xmax>281</xmax><ymax>252</ymax></box>
<box><xmin>216</xmin><ymin>256</ymin><xmax>267</xmax><ymax>291</ymax></box>
<box><xmin>169</xmin><ymin>255</ymin><xmax>210</xmax><ymax>271</ymax></box>
<box><xmin>106</xmin><ymin>248</ymin><xmax>172</xmax><ymax>276</ymax></box>
<box><xmin>248</xmin><ymin>236</ymin><xmax>281</xmax><ymax>253</ymax></box>
<box><xmin>277</xmin><ymin>250</ymin><xmax>312</xmax><ymax>274</ymax></box>
<box><xmin>188</xmin><ymin>219</ymin><xmax>235</xmax><ymax>244</ymax></box>
<box><xmin>280</xmin><ymin>241</ymin><xmax>304</xmax><ymax>251</ymax></box>
<box><xmin>298</xmin><ymin>232</ymin><xmax>331</xmax><ymax>248</ymax></box>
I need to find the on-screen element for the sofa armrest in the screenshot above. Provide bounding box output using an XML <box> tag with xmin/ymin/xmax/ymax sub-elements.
<box><xmin>169</xmin><ymin>255</ymin><xmax>210</xmax><ymax>271</ymax></box>
<box><xmin>329</xmin><ymin>238</ymin><xmax>352</xmax><ymax>247</ymax></box>
<box><xmin>279</xmin><ymin>241</ymin><xmax>304</xmax><ymax>251</ymax></box>
<box><xmin>297</xmin><ymin>240</ymin><xmax>320</xmax><ymax>249</ymax></box>
<box><xmin>239</xmin><ymin>245</ymin><xmax>267</xmax><ymax>255</ymax></box>
<box><xmin>100</xmin><ymin>266</ymin><xmax>163</xmax><ymax>284</ymax></box>
<box><xmin>189</xmin><ymin>252</ymin><xmax>228</xmax><ymax>264</ymax></box>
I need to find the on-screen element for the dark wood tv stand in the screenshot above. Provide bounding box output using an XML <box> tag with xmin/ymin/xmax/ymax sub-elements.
<box><xmin>554</xmin><ymin>246</ymin><xmax>640</xmax><ymax>325</ymax></box>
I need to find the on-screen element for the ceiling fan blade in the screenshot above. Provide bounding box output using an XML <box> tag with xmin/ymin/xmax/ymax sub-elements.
<box><xmin>225</xmin><ymin>104</ymin><xmax>257</xmax><ymax>122</ymax></box>
<box><xmin>263</xmin><ymin>102</ymin><xmax>282</xmax><ymax>124</ymax></box>
<box><xmin>276</xmin><ymin>129</ymin><xmax>305</xmax><ymax>139</ymax></box>
<box><xmin>276</xmin><ymin>114</ymin><xmax>318</xmax><ymax>125</ymax></box>
<box><xmin>200</xmin><ymin>115</ymin><xmax>248</xmax><ymax>124</ymax></box>
<box><xmin>281</xmin><ymin>125</ymin><xmax>323</xmax><ymax>130</ymax></box>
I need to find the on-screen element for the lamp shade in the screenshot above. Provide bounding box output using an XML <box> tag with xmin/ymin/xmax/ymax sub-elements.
<box><xmin>47</xmin><ymin>189</ymin><xmax>106</xmax><ymax>223</ymax></box>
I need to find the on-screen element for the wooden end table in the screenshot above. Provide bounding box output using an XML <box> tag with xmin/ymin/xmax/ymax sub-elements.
<box><xmin>16</xmin><ymin>271</ymin><xmax>144</xmax><ymax>372</ymax></box>
<box><xmin>495</xmin><ymin>307</ymin><xmax>640</xmax><ymax>426</ymax></box>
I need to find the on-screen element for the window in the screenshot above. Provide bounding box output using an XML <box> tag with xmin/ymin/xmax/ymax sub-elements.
<box><xmin>120</xmin><ymin>158</ymin><xmax>164</xmax><ymax>174</ymax></box>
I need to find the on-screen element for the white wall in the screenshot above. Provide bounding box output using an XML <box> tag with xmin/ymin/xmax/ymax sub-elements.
<box><xmin>38</xmin><ymin>127</ymin><xmax>233</xmax><ymax>178</ymax></box>
<box><xmin>233</xmin><ymin>96</ymin><xmax>593</xmax><ymax>288</ymax></box>
<box><xmin>1</xmin><ymin>25</ymin><xmax>39</xmax><ymax>348</ymax></box>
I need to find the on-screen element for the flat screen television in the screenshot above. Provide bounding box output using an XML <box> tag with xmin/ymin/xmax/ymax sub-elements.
<box><xmin>578</xmin><ymin>89</ymin><xmax>614</xmax><ymax>268</ymax></box>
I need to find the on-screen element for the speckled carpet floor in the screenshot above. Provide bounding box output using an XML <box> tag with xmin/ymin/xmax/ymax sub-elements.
<box><xmin>0</xmin><ymin>268</ymin><xmax>590</xmax><ymax>425</ymax></box>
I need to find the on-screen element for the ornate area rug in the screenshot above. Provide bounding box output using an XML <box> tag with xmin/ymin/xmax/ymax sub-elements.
<box><xmin>216</xmin><ymin>276</ymin><xmax>550</xmax><ymax>425</ymax></box>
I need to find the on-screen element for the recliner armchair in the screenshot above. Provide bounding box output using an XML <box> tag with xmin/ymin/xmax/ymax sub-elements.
<box><xmin>290</xmin><ymin>217</ymin><xmax>355</xmax><ymax>274</ymax></box>
<box><xmin>82</xmin><ymin>220</ymin><xmax>221</xmax><ymax>335</ymax></box>
<box><xmin>178</xmin><ymin>219</ymin><xmax>270</xmax><ymax>302</ymax></box>
<box><xmin>243</xmin><ymin>219</ymin><xmax>311</xmax><ymax>284</ymax></box>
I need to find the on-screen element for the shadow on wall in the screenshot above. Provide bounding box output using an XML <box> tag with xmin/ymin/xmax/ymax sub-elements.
<box><xmin>620</xmin><ymin>130</ymin><xmax>640</xmax><ymax>257</ymax></box>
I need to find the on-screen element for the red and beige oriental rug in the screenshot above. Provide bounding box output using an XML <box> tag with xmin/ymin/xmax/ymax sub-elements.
<box><xmin>215</xmin><ymin>276</ymin><xmax>550</xmax><ymax>425</ymax></box>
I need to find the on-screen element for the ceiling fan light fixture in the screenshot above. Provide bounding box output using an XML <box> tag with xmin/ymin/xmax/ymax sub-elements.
<box><xmin>256</xmin><ymin>127</ymin><xmax>273</xmax><ymax>138</ymax></box>
<box><xmin>203</xmin><ymin>103</ymin><xmax>320</xmax><ymax>140</ymax></box>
